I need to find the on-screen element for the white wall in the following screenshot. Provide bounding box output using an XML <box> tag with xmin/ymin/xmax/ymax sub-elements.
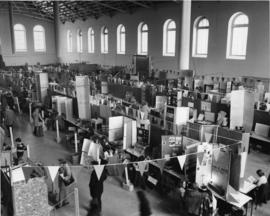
<box><xmin>0</xmin><ymin>12</ymin><xmax>57</xmax><ymax>66</ymax></box>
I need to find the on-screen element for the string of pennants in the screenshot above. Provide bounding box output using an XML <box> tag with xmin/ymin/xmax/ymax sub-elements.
<box><xmin>20</xmin><ymin>141</ymin><xmax>242</xmax><ymax>181</ymax></box>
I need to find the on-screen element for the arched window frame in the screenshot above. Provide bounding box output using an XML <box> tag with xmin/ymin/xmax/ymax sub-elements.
<box><xmin>33</xmin><ymin>25</ymin><xmax>46</xmax><ymax>52</ymax></box>
<box><xmin>67</xmin><ymin>30</ymin><xmax>73</xmax><ymax>53</ymax></box>
<box><xmin>137</xmin><ymin>22</ymin><xmax>148</xmax><ymax>55</ymax></box>
<box><xmin>88</xmin><ymin>27</ymin><xmax>95</xmax><ymax>53</ymax></box>
<box><xmin>192</xmin><ymin>16</ymin><xmax>209</xmax><ymax>58</ymax></box>
<box><xmin>163</xmin><ymin>19</ymin><xmax>176</xmax><ymax>56</ymax></box>
<box><xmin>226</xmin><ymin>12</ymin><xmax>249</xmax><ymax>60</ymax></box>
<box><xmin>101</xmin><ymin>26</ymin><xmax>108</xmax><ymax>54</ymax></box>
<box><xmin>14</xmin><ymin>24</ymin><xmax>27</xmax><ymax>52</ymax></box>
<box><xmin>77</xmin><ymin>29</ymin><xmax>83</xmax><ymax>53</ymax></box>
<box><xmin>117</xmin><ymin>24</ymin><xmax>126</xmax><ymax>54</ymax></box>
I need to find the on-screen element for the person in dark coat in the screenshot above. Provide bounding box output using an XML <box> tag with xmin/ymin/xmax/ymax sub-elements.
<box><xmin>136</xmin><ymin>190</ymin><xmax>152</xmax><ymax>216</ymax></box>
<box><xmin>89</xmin><ymin>160</ymin><xmax>108</xmax><ymax>213</ymax></box>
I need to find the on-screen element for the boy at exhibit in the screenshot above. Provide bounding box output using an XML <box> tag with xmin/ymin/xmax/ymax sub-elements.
<box><xmin>15</xmin><ymin>137</ymin><xmax>27</xmax><ymax>164</ymax></box>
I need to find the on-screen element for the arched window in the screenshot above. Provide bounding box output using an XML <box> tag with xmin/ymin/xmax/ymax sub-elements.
<box><xmin>33</xmin><ymin>25</ymin><xmax>46</xmax><ymax>52</ymax></box>
<box><xmin>117</xmin><ymin>24</ymin><xmax>126</xmax><ymax>54</ymax></box>
<box><xmin>14</xmin><ymin>24</ymin><xmax>27</xmax><ymax>52</ymax></box>
<box><xmin>163</xmin><ymin>19</ymin><xmax>176</xmax><ymax>56</ymax></box>
<box><xmin>88</xmin><ymin>28</ymin><xmax>95</xmax><ymax>53</ymax></box>
<box><xmin>226</xmin><ymin>12</ymin><xmax>249</xmax><ymax>60</ymax></box>
<box><xmin>67</xmin><ymin>30</ymin><xmax>72</xmax><ymax>52</ymax></box>
<box><xmin>192</xmin><ymin>17</ymin><xmax>209</xmax><ymax>58</ymax></box>
<box><xmin>77</xmin><ymin>29</ymin><xmax>83</xmax><ymax>53</ymax></box>
<box><xmin>137</xmin><ymin>22</ymin><xmax>148</xmax><ymax>55</ymax></box>
<box><xmin>101</xmin><ymin>26</ymin><xmax>108</xmax><ymax>54</ymax></box>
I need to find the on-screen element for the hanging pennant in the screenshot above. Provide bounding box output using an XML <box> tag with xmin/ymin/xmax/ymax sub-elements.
<box><xmin>156</xmin><ymin>159</ymin><xmax>166</xmax><ymax>173</ymax></box>
<box><xmin>197</xmin><ymin>152</ymin><xmax>204</xmax><ymax>165</ymax></box>
<box><xmin>94</xmin><ymin>165</ymin><xmax>105</xmax><ymax>180</ymax></box>
<box><xmin>48</xmin><ymin>166</ymin><xmax>60</xmax><ymax>182</ymax></box>
<box><xmin>138</xmin><ymin>162</ymin><xmax>147</xmax><ymax>176</ymax></box>
<box><xmin>205</xmin><ymin>132</ymin><xmax>213</xmax><ymax>143</ymax></box>
<box><xmin>177</xmin><ymin>155</ymin><xmax>187</xmax><ymax>170</ymax></box>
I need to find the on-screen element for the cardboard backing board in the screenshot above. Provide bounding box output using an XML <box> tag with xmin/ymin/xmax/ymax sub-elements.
<box><xmin>108</xmin><ymin>116</ymin><xmax>124</xmax><ymax>142</ymax></box>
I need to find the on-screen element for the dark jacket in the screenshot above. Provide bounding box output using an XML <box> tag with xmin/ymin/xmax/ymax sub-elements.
<box><xmin>89</xmin><ymin>168</ymin><xmax>107</xmax><ymax>198</ymax></box>
<box><xmin>184</xmin><ymin>188</ymin><xmax>205</xmax><ymax>216</ymax></box>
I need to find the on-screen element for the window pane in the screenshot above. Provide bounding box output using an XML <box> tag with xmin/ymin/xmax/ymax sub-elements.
<box><xmin>142</xmin><ymin>24</ymin><xmax>148</xmax><ymax>31</ymax></box>
<box><xmin>197</xmin><ymin>28</ymin><xmax>209</xmax><ymax>55</ymax></box>
<box><xmin>104</xmin><ymin>34</ymin><xmax>108</xmax><ymax>53</ymax></box>
<box><xmin>167</xmin><ymin>30</ymin><xmax>176</xmax><ymax>54</ymax></box>
<box><xmin>120</xmin><ymin>33</ymin><xmax>125</xmax><ymax>53</ymax></box>
<box><xmin>231</xmin><ymin>27</ymin><xmax>248</xmax><ymax>56</ymax></box>
<box><xmin>234</xmin><ymin>14</ymin><xmax>248</xmax><ymax>25</ymax></box>
<box><xmin>141</xmin><ymin>32</ymin><xmax>148</xmax><ymax>53</ymax></box>
<box><xmin>14</xmin><ymin>30</ymin><xmax>26</xmax><ymax>51</ymax></box>
<box><xmin>198</xmin><ymin>18</ymin><xmax>209</xmax><ymax>27</ymax></box>
<box><xmin>34</xmin><ymin>31</ymin><xmax>45</xmax><ymax>51</ymax></box>
<box><xmin>168</xmin><ymin>21</ymin><xmax>176</xmax><ymax>29</ymax></box>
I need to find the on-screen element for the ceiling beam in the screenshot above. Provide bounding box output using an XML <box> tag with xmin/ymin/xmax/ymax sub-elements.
<box><xmin>127</xmin><ymin>1</ymin><xmax>150</xmax><ymax>8</ymax></box>
<box><xmin>94</xmin><ymin>1</ymin><xmax>127</xmax><ymax>13</ymax></box>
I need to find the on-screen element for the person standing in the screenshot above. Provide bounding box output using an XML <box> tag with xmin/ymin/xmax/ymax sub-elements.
<box><xmin>136</xmin><ymin>190</ymin><xmax>152</xmax><ymax>216</ymax></box>
<box><xmin>32</xmin><ymin>107</ymin><xmax>43</xmax><ymax>137</ymax></box>
<box><xmin>4</xmin><ymin>106</ymin><xmax>16</xmax><ymax>137</ymax></box>
<box><xmin>57</xmin><ymin>159</ymin><xmax>73</xmax><ymax>208</ymax></box>
<box><xmin>89</xmin><ymin>160</ymin><xmax>107</xmax><ymax>213</ymax></box>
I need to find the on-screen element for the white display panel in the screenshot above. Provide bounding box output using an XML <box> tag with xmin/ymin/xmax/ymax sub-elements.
<box><xmin>108</xmin><ymin>116</ymin><xmax>124</xmax><ymax>142</ymax></box>
<box><xmin>76</xmin><ymin>76</ymin><xmax>91</xmax><ymax>119</ymax></box>
<box><xmin>174</xmin><ymin>107</ymin><xmax>190</xmax><ymax>125</ymax></box>
<box><xmin>230</xmin><ymin>90</ymin><xmax>254</xmax><ymax>132</ymax></box>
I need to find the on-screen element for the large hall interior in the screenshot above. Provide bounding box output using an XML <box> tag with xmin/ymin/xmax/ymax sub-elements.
<box><xmin>0</xmin><ymin>1</ymin><xmax>270</xmax><ymax>216</ymax></box>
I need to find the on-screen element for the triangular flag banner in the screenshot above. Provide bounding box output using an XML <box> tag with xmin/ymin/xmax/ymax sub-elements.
<box><xmin>177</xmin><ymin>155</ymin><xmax>186</xmax><ymax>170</ymax></box>
<box><xmin>157</xmin><ymin>160</ymin><xmax>166</xmax><ymax>173</ymax></box>
<box><xmin>197</xmin><ymin>152</ymin><xmax>204</xmax><ymax>165</ymax></box>
<box><xmin>48</xmin><ymin>166</ymin><xmax>60</xmax><ymax>182</ymax></box>
<box><xmin>213</xmin><ymin>149</ymin><xmax>220</xmax><ymax>162</ymax></box>
<box><xmin>138</xmin><ymin>162</ymin><xmax>147</xmax><ymax>176</ymax></box>
<box><xmin>205</xmin><ymin>132</ymin><xmax>213</xmax><ymax>143</ymax></box>
<box><xmin>94</xmin><ymin>165</ymin><xmax>105</xmax><ymax>180</ymax></box>
<box><xmin>240</xmin><ymin>152</ymin><xmax>248</xmax><ymax>178</ymax></box>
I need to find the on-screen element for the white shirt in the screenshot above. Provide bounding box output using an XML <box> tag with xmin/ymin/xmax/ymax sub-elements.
<box><xmin>257</xmin><ymin>175</ymin><xmax>267</xmax><ymax>187</ymax></box>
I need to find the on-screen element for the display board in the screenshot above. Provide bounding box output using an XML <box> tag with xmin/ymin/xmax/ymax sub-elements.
<box><xmin>210</xmin><ymin>148</ymin><xmax>231</xmax><ymax>197</ymax></box>
<box><xmin>133</xmin><ymin>55</ymin><xmax>150</xmax><ymax>78</ymax></box>
<box><xmin>161</xmin><ymin>135</ymin><xmax>183</xmax><ymax>158</ymax></box>
<box><xmin>108</xmin><ymin>116</ymin><xmax>124</xmax><ymax>142</ymax></box>
<box><xmin>155</xmin><ymin>95</ymin><xmax>167</xmax><ymax>109</ymax></box>
<box><xmin>1</xmin><ymin>151</ymin><xmax>12</xmax><ymax>167</ymax></box>
<box><xmin>230</xmin><ymin>90</ymin><xmax>255</xmax><ymax>132</ymax></box>
<box><xmin>174</xmin><ymin>107</ymin><xmax>190</xmax><ymax>125</ymax></box>
<box><xmin>196</xmin><ymin>143</ymin><xmax>213</xmax><ymax>187</ymax></box>
<box><xmin>123</xmin><ymin>118</ymin><xmax>137</xmax><ymax>149</ymax></box>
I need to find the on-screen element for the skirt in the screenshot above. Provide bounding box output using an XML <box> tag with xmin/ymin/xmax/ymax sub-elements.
<box><xmin>34</xmin><ymin>125</ymin><xmax>43</xmax><ymax>137</ymax></box>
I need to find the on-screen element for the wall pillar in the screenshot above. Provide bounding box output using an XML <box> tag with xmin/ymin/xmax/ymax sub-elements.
<box><xmin>54</xmin><ymin>1</ymin><xmax>60</xmax><ymax>61</ymax></box>
<box><xmin>8</xmin><ymin>2</ymin><xmax>15</xmax><ymax>54</ymax></box>
<box><xmin>179</xmin><ymin>0</ymin><xmax>192</xmax><ymax>70</ymax></box>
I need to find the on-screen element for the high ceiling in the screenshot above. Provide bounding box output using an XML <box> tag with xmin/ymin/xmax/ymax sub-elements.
<box><xmin>0</xmin><ymin>1</ymin><xmax>168</xmax><ymax>23</ymax></box>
